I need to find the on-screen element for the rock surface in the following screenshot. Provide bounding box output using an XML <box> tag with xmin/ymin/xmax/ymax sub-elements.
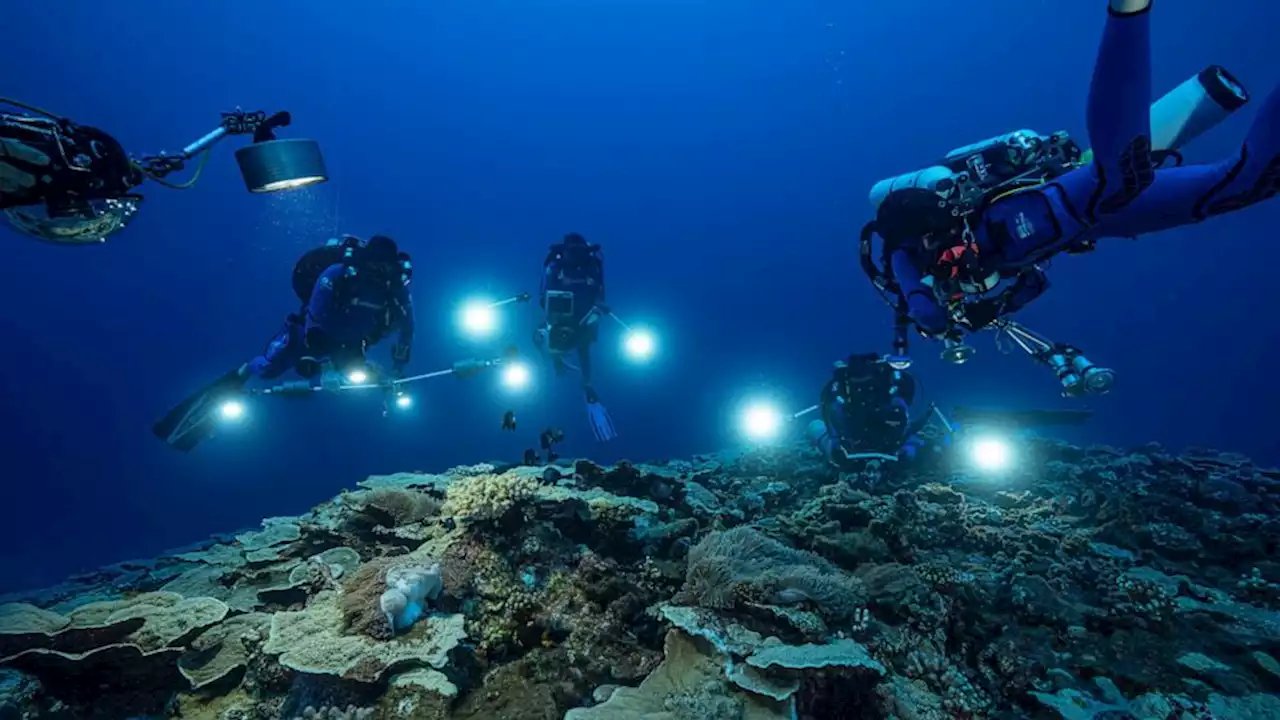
<box><xmin>1</xmin><ymin>442</ymin><xmax>1279</xmax><ymax>718</ymax></box>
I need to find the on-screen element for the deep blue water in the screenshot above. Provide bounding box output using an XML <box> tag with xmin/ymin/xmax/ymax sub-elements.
<box><xmin>2</xmin><ymin>0</ymin><xmax>1278</xmax><ymax>593</ymax></box>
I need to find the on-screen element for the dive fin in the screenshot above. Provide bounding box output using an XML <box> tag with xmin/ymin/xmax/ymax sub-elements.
<box><xmin>585</xmin><ymin>399</ymin><xmax>617</xmax><ymax>443</ymax></box>
<box><xmin>152</xmin><ymin>368</ymin><xmax>248</xmax><ymax>452</ymax></box>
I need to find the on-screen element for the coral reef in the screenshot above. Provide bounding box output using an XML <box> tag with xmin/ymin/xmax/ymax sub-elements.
<box><xmin>2</xmin><ymin>441</ymin><xmax>1280</xmax><ymax>718</ymax></box>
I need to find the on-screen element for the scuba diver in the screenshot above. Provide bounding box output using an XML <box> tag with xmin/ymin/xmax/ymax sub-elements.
<box><xmin>153</xmin><ymin>235</ymin><xmax>414</xmax><ymax>451</ymax></box>
<box><xmin>806</xmin><ymin>352</ymin><xmax>938</xmax><ymax>470</ymax></box>
<box><xmin>860</xmin><ymin>0</ymin><xmax>1278</xmax><ymax>385</ymax></box>
<box><xmin>533</xmin><ymin>232</ymin><xmax>618</xmax><ymax>442</ymax></box>
<box><xmin>1</xmin><ymin>99</ymin><xmax>326</xmax><ymax>244</ymax></box>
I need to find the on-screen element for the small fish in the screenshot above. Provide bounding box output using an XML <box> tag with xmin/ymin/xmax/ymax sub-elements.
<box><xmin>502</xmin><ymin>410</ymin><xmax>517</xmax><ymax>431</ymax></box>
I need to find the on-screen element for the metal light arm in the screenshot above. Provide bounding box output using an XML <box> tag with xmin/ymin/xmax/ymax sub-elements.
<box><xmin>135</xmin><ymin>108</ymin><xmax>277</xmax><ymax>178</ymax></box>
<box><xmin>993</xmin><ymin>319</ymin><xmax>1055</xmax><ymax>357</ymax></box>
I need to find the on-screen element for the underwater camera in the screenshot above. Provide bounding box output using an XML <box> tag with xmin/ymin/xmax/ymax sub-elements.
<box><xmin>549</xmin><ymin>324</ymin><xmax>577</xmax><ymax>353</ymax></box>
<box><xmin>545</xmin><ymin>290</ymin><xmax>575</xmax><ymax>323</ymax></box>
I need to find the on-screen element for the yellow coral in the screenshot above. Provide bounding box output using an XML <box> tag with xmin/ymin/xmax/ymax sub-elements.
<box><xmin>441</xmin><ymin>472</ymin><xmax>539</xmax><ymax>523</ymax></box>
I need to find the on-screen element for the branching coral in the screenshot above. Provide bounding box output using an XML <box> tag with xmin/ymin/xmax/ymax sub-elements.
<box><xmin>442</xmin><ymin>472</ymin><xmax>539</xmax><ymax>523</ymax></box>
<box><xmin>1107</xmin><ymin>575</ymin><xmax>1176</xmax><ymax>625</ymax></box>
<box><xmin>1237</xmin><ymin>567</ymin><xmax>1280</xmax><ymax>608</ymax></box>
<box><xmin>297</xmin><ymin>705</ymin><xmax>374</xmax><ymax>720</ymax></box>
<box><xmin>915</xmin><ymin>562</ymin><xmax>976</xmax><ymax>589</ymax></box>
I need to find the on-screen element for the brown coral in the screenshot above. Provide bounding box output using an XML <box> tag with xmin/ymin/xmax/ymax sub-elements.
<box><xmin>358</xmin><ymin>489</ymin><xmax>441</xmax><ymax>528</ymax></box>
<box><xmin>339</xmin><ymin>559</ymin><xmax>398</xmax><ymax>639</ymax></box>
<box><xmin>439</xmin><ymin>538</ymin><xmax>504</xmax><ymax>599</ymax></box>
<box><xmin>677</xmin><ymin>527</ymin><xmax>864</xmax><ymax>621</ymax></box>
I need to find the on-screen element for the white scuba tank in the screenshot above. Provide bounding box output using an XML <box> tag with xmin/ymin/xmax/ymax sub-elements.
<box><xmin>1149</xmin><ymin>64</ymin><xmax>1249</xmax><ymax>153</ymax></box>
<box><xmin>868</xmin><ymin>130</ymin><xmax>1074</xmax><ymax>213</ymax></box>
<box><xmin>868</xmin><ymin>64</ymin><xmax>1250</xmax><ymax>214</ymax></box>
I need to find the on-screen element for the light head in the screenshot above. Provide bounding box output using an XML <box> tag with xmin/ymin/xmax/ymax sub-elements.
<box><xmin>622</xmin><ymin>328</ymin><xmax>657</xmax><ymax>363</ymax></box>
<box><xmin>501</xmin><ymin>361</ymin><xmax>532</xmax><ymax>392</ymax></box>
<box><xmin>966</xmin><ymin>435</ymin><xmax>1014</xmax><ymax>474</ymax></box>
<box><xmin>739</xmin><ymin>401</ymin><xmax>785</xmax><ymax>444</ymax></box>
<box><xmin>459</xmin><ymin>298</ymin><xmax>499</xmax><ymax>340</ymax></box>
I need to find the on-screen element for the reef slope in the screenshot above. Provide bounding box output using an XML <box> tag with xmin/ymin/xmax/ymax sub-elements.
<box><xmin>3</xmin><ymin>439</ymin><xmax>1280</xmax><ymax>719</ymax></box>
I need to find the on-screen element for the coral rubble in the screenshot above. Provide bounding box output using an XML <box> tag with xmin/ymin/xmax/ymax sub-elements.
<box><xmin>3</xmin><ymin>441</ymin><xmax>1280</xmax><ymax>718</ymax></box>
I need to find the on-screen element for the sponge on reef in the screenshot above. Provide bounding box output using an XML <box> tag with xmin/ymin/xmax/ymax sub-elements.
<box><xmin>379</xmin><ymin>563</ymin><xmax>442</xmax><ymax>635</ymax></box>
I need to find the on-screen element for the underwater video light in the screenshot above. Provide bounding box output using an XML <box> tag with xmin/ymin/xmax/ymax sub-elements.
<box><xmin>501</xmin><ymin>362</ymin><xmax>532</xmax><ymax>391</ymax></box>
<box><xmin>459</xmin><ymin>299</ymin><xmax>499</xmax><ymax>339</ymax></box>
<box><xmin>235</xmin><ymin>139</ymin><xmax>327</xmax><ymax>193</ymax></box>
<box><xmin>740</xmin><ymin>401</ymin><xmax>784</xmax><ymax>443</ymax></box>
<box><xmin>623</xmin><ymin>328</ymin><xmax>657</xmax><ymax>363</ymax></box>
<box><xmin>967</xmin><ymin>435</ymin><xmax>1013</xmax><ymax>473</ymax></box>
<box><xmin>219</xmin><ymin>399</ymin><xmax>246</xmax><ymax>421</ymax></box>
<box><xmin>395</xmin><ymin>394</ymin><xmax>413</xmax><ymax>410</ymax></box>
<box><xmin>346</xmin><ymin>369</ymin><xmax>370</xmax><ymax>385</ymax></box>
<box><xmin>232</xmin><ymin>111</ymin><xmax>327</xmax><ymax>193</ymax></box>
<box><xmin>159</xmin><ymin>109</ymin><xmax>328</xmax><ymax>195</ymax></box>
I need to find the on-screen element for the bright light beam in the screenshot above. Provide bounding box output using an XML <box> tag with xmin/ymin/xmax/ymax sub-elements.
<box><xmin>219</xmin><ymin>400</ymin><xmax>246</xmax><ymax>421</ymax></box>
<box><xmin>459</xmin><ymin>299</ymin><xmax>498</xmax><ymax>340</ymax></box>
<box><xmin>740</xmin><ymin>401</ymin><xmax>784</xmax><ymax>443</ymax></box>
<box><xmin>501</xmin><ymin>361</ymin><xmax>532</xmax><ymax>391</ymax></box>
<box><xmin>969</xmin><ymin>436</ymin><xmax>1013</xmax><ymax>473</ymax></box>
<box><xmin>623</xmin><ymin>328</ymin><xmax>657</xmax><ymax>363</ymax></box>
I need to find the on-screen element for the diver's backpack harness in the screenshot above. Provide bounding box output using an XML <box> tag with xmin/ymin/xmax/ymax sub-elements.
<box><xmin>291</xmin><ymin>235</ymin><xmax>413</xmax><ymax>306</ymax></box>
<box><xmin>861</xmin><ymin>124</ymin><xmax>1196</xmax><ymax>324</ymax></box>
<box><xmin>542</xmin><ymin>242</ymin><xmax>604</xmax><ymax>292</ymax></box>
<box><xmin>861</xmin><ymin>128</ymin><xmax>1097</xmax><ymax>345</ymax></box>
<box><xmin>820</xmin><ymin>356</ymin><xmax>917</xmax><ymax>456</ymax></box>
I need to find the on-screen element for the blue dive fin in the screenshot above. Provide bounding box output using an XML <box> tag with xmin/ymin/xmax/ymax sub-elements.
<box><xmin>585</xmin><ymin>400</ymin><xmax>617</xmax><ymax>442</ymax></box>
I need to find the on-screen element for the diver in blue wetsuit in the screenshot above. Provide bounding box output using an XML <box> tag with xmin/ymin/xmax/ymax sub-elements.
<box><xmin>532</xmin><ymin>233</ymin><xmax>617</xmax><ymax>442</ymax></box>
<box><xmin>153</xmin><ymin>234</ymin><xmax>414</xmax><ymax>450</ymax></box>
<box><xmin>247</xmin><ymin>234</ymin><xmax>414</xmax><ymax>381</ymax></box>
<box><xmin>806</xmin><ymin>353</ymin><xmax>935</xmax><ymax>470</ymax></box>
<box><xmin>862</xmin><ymin>0</ymin><xmax>1277</xmax><ymax>348</ymax></box>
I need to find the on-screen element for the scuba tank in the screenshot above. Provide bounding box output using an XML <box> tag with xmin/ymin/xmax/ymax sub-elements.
<box><xmin>869</xmin><ymin>63</ymin><xmax>1251</xmax><ymax>219</ymax></box>
<box><xmin>868</xmin><ymin>129</ymin><xmax>1082</xmax><ymax>217</ymax></box>
<box><xmin>1148</xmin><ymin>64</ymin><xmax>1249</xmax><ymax>155</ymax></box>
<box><xmin>291</xmin><ymin>235</ymin><xmax>413</xmax><ymax>304</ymax></box>
<box><xmin>860</xmin><ymin>63</ymin><xmax>1251</xmax><ymax>329</ymax></box>
<box><xmin>292</xmin><ymin>235</ymin><xmax>362</xmax><ymax>304</ymax></box>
